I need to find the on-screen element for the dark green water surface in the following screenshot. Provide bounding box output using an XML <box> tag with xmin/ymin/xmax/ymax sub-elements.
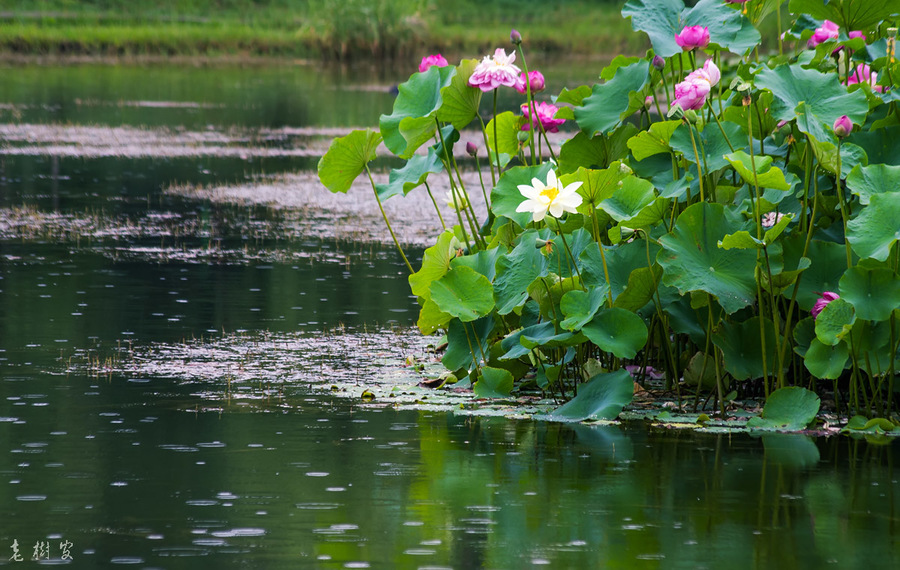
<box><xmin>1</xmin><ymin>61</ymin><xmax>899</xmax><ymax>569</ymax></box>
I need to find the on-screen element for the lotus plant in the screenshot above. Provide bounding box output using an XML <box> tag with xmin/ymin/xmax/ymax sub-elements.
<box><xmin>318</xmin><ymin>0</ymin><xmax>900</xmax><ymax>423</ymax></box>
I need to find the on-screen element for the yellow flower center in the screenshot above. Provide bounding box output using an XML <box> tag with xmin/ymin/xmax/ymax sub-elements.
<box><xmin>540</xmin><ymin>185</ymin><xmax>559</xmax><ymax>202</ymax></box>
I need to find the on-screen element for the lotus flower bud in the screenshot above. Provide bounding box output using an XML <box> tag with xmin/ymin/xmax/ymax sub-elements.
<box><xmin>811</xmin><ymin>292</ymin><xmax>840</xmax><ymax>320</ymax></box>
<box><xmin>510</xmin><ymin>29</ymin><xmax>522</xmax><ymax>45</ymax></box>
<box><xmin>466</xmin><ymin>141</ymin><xmax>478</xmax><ymax>156</ymax></box>
<box><xmin>675</xmin><ymin>26</ymin><xmax>710</xmax><ymax>51</ymax></box>
<box><xmin>833</xmin><ymin>115</ymin><xmax>852</xmax><ymax>138</ymax></box>
<box><xmin>652</xmin><ymin>55</ymin><xmax>665</xmax><ymax>70</ymax></box>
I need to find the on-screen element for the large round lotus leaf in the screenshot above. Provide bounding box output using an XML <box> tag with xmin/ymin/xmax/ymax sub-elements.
<box><xmin>847</xmin><ymin>192</ymin><xmax>900</xmax><ymax>261</ymax></box>
<box><xmin>712</xmin><ymin>316</ymin><xmax>778</xmax><ymax>381</ymax></box>
<box><xmin>724</xmin><ymin>151</ymin><xmax>791</xmax><ymax>191</ymax></box>
<box><xmin>788</xmin><ymin>0</ymin><xmax>899</xmax><ymax>31</ymax></box>
<box><xmin>546</xmin><ymin>369</ymin><xmax>634</xmax><ymax>422</ymax></box>
<box><xmin>814</xmin><ymin>297</ymin><xmax>856</xmax><ymax>346</ymax></box>
<box><xmin>613</xmin><ymin>265</ymin><xmax>663</xmax><ymax>313</ymax></box>
<box><xmin>486</xmin><ymin>111</ymin><xmax>524</xmax><ymax>161</ymax></box>
<box><xmin>627</xmin><ymin>120</ymin><xmax>682</xmax><ymax>161</ymax></box>
<box><xmin>416</xmin><ymin>297</ymin><xmax>451</xmax><ymax>335</ymax></box>
<box><xmin>548</xmin><ymin>228</ymin><xmax>595</xmax><ymax>279</ymax></box>
<box><xmin>494</xmin><ymin>231</ymin><xmax>550</xmax><ymax>315</ymax></box>
<box><xmin>442</xmin><ymin>316</ymin><xmax>494</xmax><ymax>372</ymax></box>
<box><xmin>451</xmin><ymin>248</ymin><xmax>501</xmax><ymax>282</ymax></box>
<box><xmin>499</xmin><ymin>322</ymin><xmax>555</xmax><ymax>361</ymax></box>
<box><xmin>671</xmin><ymin>122</ymin><xmax>744</xmax><ymax>174</ymax></box>
<box><xmin>575</xmin><ymin>61</ymin><xmax>649</xmax><ymax>137</ymax></box>
<box><xmin>782</xmin><ymin>237</ymin><xmax>847</xmax><ymax>310</ymax></box>
<box><xmin>474</xmin><ymin>366</ymin><xmax>514</xmax><ymax>399</ymax></box>
<box><xmin>804</xmin><ymin>337</ymin><xmax>850</xmax><ymax>379</ymax></box>
<box><xmin>846</xmin><ymin>163</ymin><xmax>900</xmax><ymax>205</ymax></box>
<box><xmin>581</xmin><ymin>307</ymin><xmax>648</xmax><ymax>359</ymax></box>
<box><xmin>747</xmin><ymin>386</ymin><xmax>820</xmax><ymax>431</ymax></box>
<box><xmin>850</xmin><ymin>126</ymin><xmax>900</xmax><ymax>166</ymax></box>
<box><xmin>490</xmin><ymin>163</ymin><xmax>554</xmax><ymax>229</ymax></box>
<box><xmin>409</xmin><ymin>230</ymin><xmax>455</xmax><ymax>299</ymax></box>
<box><xmin>430</xmin><ymin>266</ymin><xmax>495</xmax><ymax>323</ymax></box>
<box><xmin>317</xmin><ymin>129</ymin><xmax>383</xmax><ymax>194</ymax></box>
<box><xmin>375</xmin><ymin>149</ymin><xmax>444</xmax><ymax>202</ymax></box>
<box><xmin>379</xmin><ymin>64</ymin><xmax>455</xmax><ymax>158</ymax></box>
<box><xmin>598</xmin><ymin>175</ymin><xmax>656</xmax><ymax>223</ymax></box>
<box><xmin>558</xmin><ymin>125</ymin><xmax>637</xmax><ymax>176</ymax></box>
<box><xmin>756</xmin><ymin>64</ymin><xmax>869</xmax><ymax>143</ymax></box>
<box><xmin>435</xmin><ymin>58</ymin><xmax>481</xmax><ymax>130</ymax></box>
<box><xmin>560</xmin><ymin>286</ymin><xmax>609</xmax><ymax>331</ymax></box>
<box><xmin>561</xmin><ymin>165</ymin><xmax>625</xmax><ymax>214</ymax></box>
<box><xmin>839</xmin><ymin>265</ymin><xmax>900</xmax><ymax>322</ymax></box>
<box><xmin>657</xmin><ymin>202</ymin><xmax>757</xmax><ymax>314</ymax></box>
<box><xmin>622</xmin><ymin>0</ymin><xmax>760</xmax><ymax>58</ymax></box>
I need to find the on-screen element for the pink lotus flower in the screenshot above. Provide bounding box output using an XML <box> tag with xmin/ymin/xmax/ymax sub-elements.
<box><xmin>811</xmin><ymin>291</ymin><xmax>839</xmax><ymax>320</ymax></box>
<box><xmin>675</xmin><ymin>26</ymin><xmax>710</xmax><ymax>51</ymax></box>
<box><xmin>468</xmin><ymin>48</ymin><xmax>522</xmax><ymax>92</ymax></box>
<box><xmin>845</xmin><ymin>63</ymin><xmax>884</xmax><ymax>92</ymax></box>
<box><xmin>672</xmin><ymin>60</ymin><xmax>720</xmax><ymax>111</ymax></box>
<box><xmin>418</xmin><ymin>54</ymin><xmax>449</xmax><ymax>73</ymax></box>
<box><xmin>833</xmin><ymin>115</ymin><xmax>852</xmax><ymax>138</ymax></box>
<box><xmin>520</xmin><ymin>101</ymin><xmax>565</xmax><ymax>133</ymax></box>
<box><xmin>848</xmin><ymin>31</ymin><xmax>866</xmax><ymax>41</ymax></box>
<box><xmin>761</xmin><ymin>211</ymin><xmax>785</xmax><ymax>228</ymax></box>
<box><xmin>515</xmin><ymin>70</ymin><xmax>546</xmax><ymax>94</ymax></box>
<box><xmin>808</xmin><ymin>20</ymin><xmax>839</xmax><ymax>48</ymax></box>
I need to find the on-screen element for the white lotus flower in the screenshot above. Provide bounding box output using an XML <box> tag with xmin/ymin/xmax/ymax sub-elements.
<box><xmin>515</xmin><ymin>169</ymin><xmax>583</xmax><ymax>223</ymax></box>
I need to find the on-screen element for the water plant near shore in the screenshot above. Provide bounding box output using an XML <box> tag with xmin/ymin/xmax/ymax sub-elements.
<box><xmin>319</xmin><ymin>0</ymin><xmax>900</xmax><ymax>428</ymax></box>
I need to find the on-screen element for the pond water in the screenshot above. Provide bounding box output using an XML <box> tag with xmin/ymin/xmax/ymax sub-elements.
<box><xmin>1</xmin><ymin>61</ymin><xmax>899</xmax><ymax>569</ymax></box>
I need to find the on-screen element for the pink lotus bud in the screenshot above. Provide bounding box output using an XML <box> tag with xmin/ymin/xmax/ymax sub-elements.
<box><xmin>418</xmin><ymin>54</ymin><xmax>449</xmax><ymax>73</ymax></box>
<box><xmin>833</xmin><ymin>115</ymin><xmax>852</xmax><ymax>138</ymax></box>
<box><xmin>510</xmin><ymin>29</ymin><xmax>522</xmax><ymax>45</ymax></box>
<box><xmin>808</xmin><ymin>20</ymin><xmax>839</xmax><ymax>48</ymax></box>
<box><xmin>652</xmin><ymin>55</ymin><xmax>665</xmax><ymax>70</ymax></box>
<box><xmin>466</xmin><ymin>141</ymin><xmax>478</xmax><ymax>156</ymax></box>
<box><xmin>675</xmin><ymin>26</ymin><xmax>710</xmax><ymax>51</ymax></box>
<box><xmin>811</xmin><ymin>291</ymin><xmax>840</xmax><ymax>320</ymax></box>
<box><xmin>515</xmin><ymin>70</ymin><xmax>546</xmax><ymax>94</ymax></box>
<box><xmin>644</xmin><ymin>95</ymin><xmax>654</xmax><ymax>109</ymax></box>
<box><xmin>848</xmin><ymin>31</ymin><xmax>866</xmax><ymax>41</ymax></box>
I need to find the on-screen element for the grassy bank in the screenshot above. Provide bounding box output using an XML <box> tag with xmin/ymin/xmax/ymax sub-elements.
<box><xmin>0</xmin><ymin>0</ymin><xmax>643</xmax><ymax>61</ymax></box>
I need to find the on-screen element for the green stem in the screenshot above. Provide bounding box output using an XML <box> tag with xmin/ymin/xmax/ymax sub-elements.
<box><xmin>477</xmin><ymin>114</ymin><xmax>497</xmax><ymax>187</ymax></box>
<box><xmin>492</xmin><ymin>89</ymin><xmax>501</xmax><ymax>173</ymax></box>
<box><xmin>365</xmin><ymin>166</ymin><xmax>413</xmax><ymax>274</ymax></box>
<box><xmin>687</xmin><ymin>121</ymin><xmax>705</xmax><ymax>202</ymax></box>
<box><xmin>835</xmin><ymin>138</ymin><xmax>853</xmax><ymax>269</ymax></box>
<box><xmin>423</xmin><ymin>180</ymin><xmax>446</xmax><ymax>231</ymax></box>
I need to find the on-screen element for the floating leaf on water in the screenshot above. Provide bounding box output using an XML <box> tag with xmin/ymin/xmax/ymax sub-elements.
<box><xmin>747</xmin><ymin>386</ymin><xmax>820</xmax><ymax>431</ymax></box>
<box><xmin>544</xmin><ymin>369</ymin><xmax>634</xmax><ymax>422</ymax></box>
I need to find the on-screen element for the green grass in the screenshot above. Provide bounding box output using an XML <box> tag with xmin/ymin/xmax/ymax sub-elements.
<box><xmin>0</xmin><ymin>0</ymin><xmax>643</xmax><ymax>60</ymax></box>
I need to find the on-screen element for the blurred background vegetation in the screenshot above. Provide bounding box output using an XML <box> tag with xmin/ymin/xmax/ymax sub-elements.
<box><xmin>0</xmin><ymin>0</ymin><xmax>647</xmax><ymax>61</ymax></box>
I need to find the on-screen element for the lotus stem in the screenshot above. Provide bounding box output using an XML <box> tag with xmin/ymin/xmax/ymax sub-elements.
<box><xmin>365</xmin><ymin>166</ymin><xmax>413</xmax><ymax>274</ymax></box>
